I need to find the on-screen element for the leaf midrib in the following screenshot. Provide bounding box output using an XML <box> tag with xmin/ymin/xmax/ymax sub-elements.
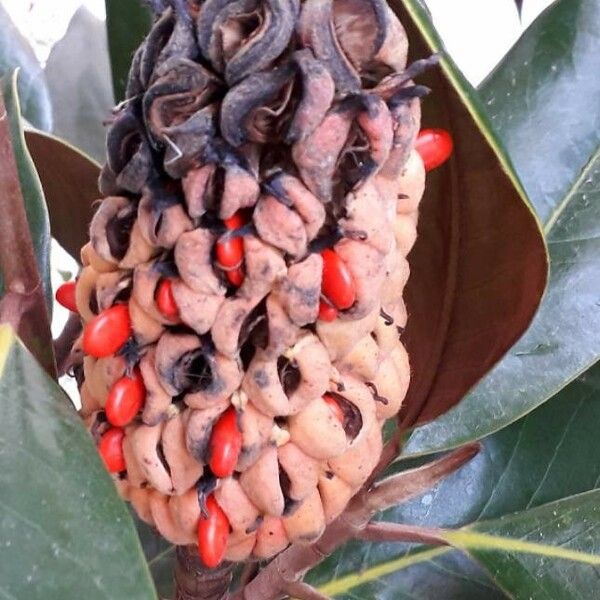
<box><xmin>543</xmin><ymin>142</ymin><xmax>600</xmax><ymax>235</ymax></box>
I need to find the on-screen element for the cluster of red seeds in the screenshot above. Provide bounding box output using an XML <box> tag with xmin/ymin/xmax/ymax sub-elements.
<box><xmin>58</xmin><ymin>0</ymin><xmax>460</xmax><ymax>568</ymax></box>
<box><xmin>58</xmin><ymin>130</ymin><xmax>450</xmax><ymax>566</ymax></box>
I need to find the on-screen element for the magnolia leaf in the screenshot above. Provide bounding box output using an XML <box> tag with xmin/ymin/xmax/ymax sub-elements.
<box><xmin>386</xmin><ymin>1</ymin><xmax>547</xmax><ymax>428</ymax></box>
<box><xmin>45</xmin><ymin>7</ymin><xmax>114</xmax><ymax>163</ymax></box>
<box><xmin>24</xmin><ymin>129</ymin><xmax>100</xmax><ymax>261</ymax></box>
<box><xmin>403</xmin><ymin>0</ymin><xmax>600</xmax><ymax>456</ymax></box>
<box><xmin>2</xmin><ymin>71</ymin><xmax>52</xmax><ymax>309</ymax></box>
<box><xmin>0</xmin><ymin>3</ymin><xmax>52</xmax><ymax>131</ymax></box>
<box><xmin>0</xmin><ymin>326</ymin><xmax>157</xmax><ymax>600</ymax></box>
<box><xmin>105</xmin><ymin>0</ymin><xmax>153</xmax><ymax>101</ymax></box>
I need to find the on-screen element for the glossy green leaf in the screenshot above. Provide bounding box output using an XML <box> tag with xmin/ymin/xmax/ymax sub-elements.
<box><xmin>2</xmin><ymin>70</ymin><xmax>52</xmax><ymax>313</ymax></box>
<box><xmin>105</xmin><ymin>0</ymin><xmax>153</xmax><ymax>101</ymax></box>
<box><xmin>24</xmin><ymin>129</ymin><xmax>100</xmax><ymax>261</ymax></box>
<box><xmin>0</xmin><ymin>3</ymin><xmax>51</xmax><ymax>131</ymax></box>
<box><xmin>0</xmin><ymin>326</ymin><xmax>157</xmax><ymax>600</ymax></box>
<box><xmin>307</xmin><ymin>361</ymin><xmax>600</xmax><ymax>598</ymax></box>
<box><xmin>448</xmin><ymin>491</ymin><xmax>600</xmax><ymax>599</ymax></box>
<box><xmin>387</xmin><ymin>1</ymin><xmax>547</xmax><ymax>427</ymax></box>
<box><xmin>45</xmin><ymin>7</ymin><xmax>114</xmax><ymax>163</ymax></box>
<box><xmin>403</xmin><ymin>0</ymin><xmax>600</xmax><ymax>456</ymax></box>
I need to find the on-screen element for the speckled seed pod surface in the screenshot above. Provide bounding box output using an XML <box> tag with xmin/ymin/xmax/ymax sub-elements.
<box><xmin>74</xmin><ymin>0</ymin><xmax>433</xmax><ymax>567</ymax></box>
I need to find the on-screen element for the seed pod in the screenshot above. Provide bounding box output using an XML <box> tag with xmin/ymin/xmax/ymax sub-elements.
<box><xmin>175</xmin><ymin>227</ymin><xmax>226</xmax><ymax>295</ymax></box>
<box><xmin>371</xmin><ymin>344</ymin><xmax>409</xmax><ymax>421</ymax></box>
<box><xmin>74</xmin><ymin>0</ymin><xmax>424</xmax><ymax>565</ymax></box>
<box><xmin>327</xmin><ymin>422</ymin><xmax>382</xmax><ymax>488</ymax></box>
<box><xmin>277</xmin><ymin>442</ymin><xmax>320</xmax><ymax>502</ymax></box>
<box><xmin>162</xmin><ymin>413</ymin><xmax>204</xmax><ymax>494</ymax></box>
<box><xmin>242</xmin><ymin>334</ymin><xmax>330</xmax><ymax>417</ymax></box>
<box><xmin>253</xmin><ymin>194</ymin><xmax>308</xmax><ymax>258</ymax></box>
<box><xmin>83</xmin><ymin>354</ymin><xmax>127</xmax><ymax>406</ymax></box>
<box><xmin>129</xmin><ymin>487</ymin><xmax>154</xmax><ymax>526</ymax></box>
<box><xmin>129</xmin><ymin>422</ymin><xmax>174</xmax><ymax>495</ymax></box>
<box><xmin>129</xmin><ymin>297</ymin><xmax>165</xmax><ymax>346</ymax></box>
<box><xmin>211</xmin><ymin>236</ymin><xmax>286</xmax><ymax>358</ymax></box>
<box><xmin>214</xmin><ymin>477</ymin><xmax>261</xmax><ymax>534</ymax></box>
<box><xmin>240</xmin><ymin>446</ymin><xmax>285</xmax><ymax>516</ymax></box>
<box><xmin>276</xmin><ymin>254</ymin><xmax>322</xmax><ymax>326</ymax></box>
<box><xmin>252</xmin><ymin>516</ymin><xmax>288</xmax><ymax>559</ymax></box>
<box><xmin>318</xmin><ymin>471</ymin><xmax>354</xmax><ymax>524</ymax></box>
<box><xmin>95</xmin><ymin>271</ymin><xmax>132</xmax><ymax>314</ymax></box>
<box><xmin>88</xmin><ymin>196</ymin><xmax>133</xmax><ymax>264</ymax></box>
<box><xmin>137</xmin><ymin>190</ymin><xmax>194</xmax><ymax>249</ymax></box>
<box><xmin>169</xmin><ymin>488</ymin><xmax>202</xmax><ymax>541</ymax></box>
<box><xmin>139</xmin><ymin>347</ymin><xmax>174</xmax><ymax>426</ymax></box>
<box><xmin>171</xmin><ymin>279</ymin><xmax>225</xmax><ymax>335</ymax></box>
<box><xmin>225</xmin><ymin>530</ymin><xmax>256</xmax><ymax>562</ymax></box>
<box><xmin>150</xmin><ymin>490</ymin><xmax>195</xmax><ymax>545</ymax></box>
<box><xmin>282</xmin><ymin>488</ymin><xmax>325</xmax><ymax>544</ymax></box>
<box><xmin>80</xmin><ymin>242</ymin><xmax>117</xmax><ymax>274</ymax></box>
<box><xmin>287</xmin><ymin>396</ymin><xmax>347</xmax><ymax>460</ymax></box>
<box><xmin>237</xmin><ymin>402</ymin><xmax>274</xmax><ymax>471</ymax></box>
<box><xmin>80</xmin><ymin>382</ymin><xmax>102</xmax><ymax>419</ymax></box>
<box><xmin>75</xmin><ymin>267</ymin><xmax>100</xmax><ymax>323</ymax></box>
<box><xmin>317</xmin><ymin>305</ymin><xmax>379</xmax><ymax>361</ymax></box>
<box><xmin>336</xmin><ymin>334</ymin><xmax>380</xmax><ymax>381</ymax></box>
<box><xmin>122</xmin><ymin>429</ymin><xmax>149</xmax><ymax>488</ymax></box>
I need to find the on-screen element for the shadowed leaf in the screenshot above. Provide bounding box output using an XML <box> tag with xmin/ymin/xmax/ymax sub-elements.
<box><xmin>404</xmin><ymin>0</ymin><xmax>600</xmax><ymax>456</ymax></box>
<box><xmin>386</xmin><ymin>2</ymin><xmax>547</xmax><ymax>428</ymax></box>
<box><xmin>24</xmin><ymin>129</ymin><xmax>100</xmax><ymax>261</ymax></box>
<box><xmin>45</xmin><ymin>7</ymin><xmax>114</xmax><ymax>162</ymax></box>
<box><xmin>105</xmin><ymin>0</ymin><xmax>153</xmax><ymax>101</ymax></box>
<box><xmin>0</xmin><ymin>3</ymin><xmax>52</xmax><ymax>130</ymax></box>
<box><xmin>0</xmin><ymin>326</ymin><xmax>157</xmax><ymax>600</ymax></box>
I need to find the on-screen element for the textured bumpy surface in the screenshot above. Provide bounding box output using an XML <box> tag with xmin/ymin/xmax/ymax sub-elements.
<box><xmin>73</xmin><ymin>0</ymin><xmax>427</xmax><ymax>563</ymax></box>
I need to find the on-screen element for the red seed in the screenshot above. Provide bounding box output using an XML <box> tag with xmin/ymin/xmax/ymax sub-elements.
<box><xmin>98</xmin><ymin>427</ymin><xmax>126</xmax><ymax>473</ymax></box>
<box><xmin>197</xmin><ymin>494</ymin><xmax>230</xmax><ymax>568</ymax></box>
<box><xmin>82</xmin><ymin>304</ymin><xmax>131</xmax><ymax>358</ymax></box>
<box><xmin>55</xmin><ymin>281</ymin><xmax>78</xmax><ymax>313</ymax></box>
<box><xmin>318</xmin><ymin>300</ymin><xmax>338</xmax><ymax>322</ymax></box>
<box><xmin>415</xmin><ymin>128</ymin><xmax>453</xmax><ymax>172</ymax></box>
<box><xmin>320</xmin><ymin>249</ymin><xmax>355</xmax><ymax>310</ymax></box>
<box><xmin>323</xmin><ymin>394</ymin><xmax>345</xmax><ymax>424</ymax></box>
<box><xmin>223</xmin><ymin>213</ymin><xmax>244</xmax><ymax>230</ymax></box>
<box><xmin>105</xmin><ymin>369</ymin><xmax>146</xmax><ymax>427</ymax></box>
<box><xmin>216</xmin><ymin>212</ymin><xmax>245</xmax><ymax>287</ymax></box>
<box><xmin>226</xmin><ymin>267</ymin><xmax>245</xmax><ymax>287</ymax></box>
<box><xmin>156</xmin><ymin>279</ymin><xmax>179</xmax><ymax>319</ymax></box>
<box><xmin>209</xmin><ymin>407</ymin><xmax>242</xmax><ymax>478</ymax></box>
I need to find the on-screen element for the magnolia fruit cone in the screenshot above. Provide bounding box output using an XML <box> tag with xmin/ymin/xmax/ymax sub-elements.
<box><xmin>73</xmin><ymin>0</ymin><xmax>430</xmax><ymax>565</ymax></box>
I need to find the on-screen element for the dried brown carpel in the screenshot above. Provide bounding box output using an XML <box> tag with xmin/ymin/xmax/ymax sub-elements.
<box><xmin>68</xmin><ymin>0</ymin><xmax>451</xmax><ymax>597</ymax></box>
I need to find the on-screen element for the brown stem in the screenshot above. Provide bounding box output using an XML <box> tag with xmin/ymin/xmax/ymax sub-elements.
<box><xmin>356</xmin><ymin>522</ymin><xmax>450</xmax><ymax>546</ymax></box>
<box><xmin>54</xmin><ymin>312</ymin><xmax>82</xmax><ymax>377</ymax></box>
<box><xmin>0</xmin><ymin>92</ymin><xmax>55</xmax><ymax>377</ymax></box>
<box><xmin>175</xmin><ymin>546</ymin><xmax>234</xmax><ymax>600</ymax></box>
<box><xmin>365</xmin><ymin>443</ymin><xmax>480</xmax><ymax>513</ymax></box>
